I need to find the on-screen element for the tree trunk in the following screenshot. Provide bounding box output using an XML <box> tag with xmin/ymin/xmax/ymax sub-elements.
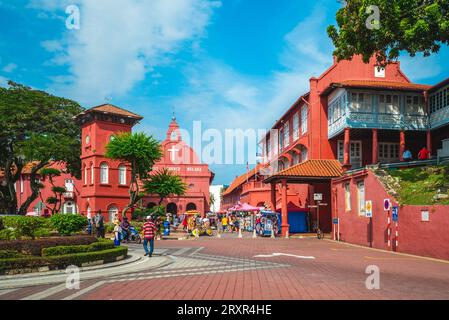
<box><xmin>18</xmin><ymin>161</ymin><xmax>48</xmax><ymax>215</ymax></box>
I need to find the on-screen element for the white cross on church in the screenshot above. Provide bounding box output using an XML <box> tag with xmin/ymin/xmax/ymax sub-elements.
<box><xmin>168</xmin><ymin>146</ymin><xmax>179</xmax><ymax>162</ymax></box>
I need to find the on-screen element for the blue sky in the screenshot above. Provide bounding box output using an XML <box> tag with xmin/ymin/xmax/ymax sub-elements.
<box><xmin>1</xmin><ymin>0</ymin><xmax>449</xmax><ymax>185</ymax></box>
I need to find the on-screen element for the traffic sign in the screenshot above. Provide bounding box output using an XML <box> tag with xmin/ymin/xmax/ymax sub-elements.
<box><xmin>332</xmin><ymin>218</ymin><xmax>339</xmax><ymax>224</ymax></box>
<box><xmin>384</xmin><ymin>199</ymin><xmax>391</xmax><ymax>211</ymax></box>
<box><xmin>392</xmin><ymin>206</ymin><xmax>399</xmax><ymax>222</ymax></box>
<box><xmin>314</xmin><ymin>193</ymin><xmax>323</xmax><ymax>201</ymax></box>
<box><xmin>365</xmin><ymin>200</ymin><xmax>373</xmax><ymax>218</ymax></box>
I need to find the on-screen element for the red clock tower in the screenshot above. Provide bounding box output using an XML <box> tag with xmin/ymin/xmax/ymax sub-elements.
<box><xmin>75</xmin><ymin>104</ymin><xmax>143</xmax><ymax>222</ymax></box>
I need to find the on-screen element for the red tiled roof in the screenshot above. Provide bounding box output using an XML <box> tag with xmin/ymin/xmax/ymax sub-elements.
<box><xmin>265</xmin><ymin>159</ymin><xmax>343</xmax><ymax>181</ymax></box>
<box><xmin>223</xmin><ymin>164</ymin><xmax>264</xmax><ymax>196</ymax></box>
<box><xmin>84</xmin><ymin>104</ymin><xmax>143</xmax><ymax>119</ymax></box>
<box><xmin>333</xmin><ymin>80</ymin><xmax>431</xmax><ymax>92</ymax></box>
<box><xmin>0</xmin><ymin>161</ymin><xmax>51</xmax><ymax>178</ymax></box>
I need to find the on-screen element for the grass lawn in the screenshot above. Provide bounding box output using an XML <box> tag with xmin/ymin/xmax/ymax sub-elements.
<box><xmin>387</xmin><ymin>165</ymin><xmax>449</xmax><ymax>205</ymax></box>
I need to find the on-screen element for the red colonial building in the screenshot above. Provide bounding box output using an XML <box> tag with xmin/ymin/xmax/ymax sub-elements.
<box><xmin>223</xmin><ymin>55</ymin><xmax>449</xmax><ymax>247</ymax></box>
<box><xmin>10</xmin><ymin>104</ymin><xmax>213</xmax><ymax>221</ymax></box>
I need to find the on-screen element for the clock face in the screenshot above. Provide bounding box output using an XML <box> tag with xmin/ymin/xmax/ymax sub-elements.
<box><xmin>85</xmin><ymin>135</ymin><xmax>90</xmax><ymax>145</ymax></box>
<box><xmin>170</xmin><ymin>131</ymin><xmax>178</xmax><ymax>141</ymax></box>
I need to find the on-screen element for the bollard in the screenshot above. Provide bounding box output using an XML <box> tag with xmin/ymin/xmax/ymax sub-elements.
<box><xmin>238</xmin><ymin>227</ymin><xmax>243</xmax><ymax>238</ymax></box>
<box><xmin>252</xmin><ymin>228</ymin><xmax>257</xmax><ymax>239</ymax></box>
<box><xmin>285</xmin><ymin>230</ymin><xmax>289</xmax><ymax>239</ymax></box>
<box><xmin>271</xmin><ymin>228</ymin><xmax>275</xmax><ymax>239</ymax></box>
<box><xmin>217</xmin><ymin>229</ymin><xmax>222</xmax><ymax>238</ymax></box>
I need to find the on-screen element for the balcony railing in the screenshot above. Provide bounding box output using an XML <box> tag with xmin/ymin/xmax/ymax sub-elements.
<box><xmin>329</xmin><ymin>111</ymin><xmax>429</xmax><ymax>138</ymax></box>
<box><xmin>241</xmin><ymin>181</ymin><xmax>269</xmax><ymax>194</ymax></box>
<box><xmin>430</xmin><ymin>106</ymin><xmax>449</xmax><ymax>129</ymax></box>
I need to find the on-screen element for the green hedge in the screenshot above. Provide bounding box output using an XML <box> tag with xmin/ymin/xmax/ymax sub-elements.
<box><xmin>0</xmin><ymin>246</ymin><xmax>128</xmax><ymax>274</ymax></box>
<box><xmin>50</xmin><ymin>214</ymin><xmax>87</xmax><ymax>236</ymax></box>
<box><xmin>0</xmin><ymin>250</ymin><xmax>21</xmax><ymax>259</ymax></box>
<box><xmin>0</xmin><ymin>235</ymin><xmax>97</xmax><ymax>256</ymax></box>
<box><xmin>42</xmin><ymin>240</ymin><xmax>115</xmax><ymax>257</ymax></box>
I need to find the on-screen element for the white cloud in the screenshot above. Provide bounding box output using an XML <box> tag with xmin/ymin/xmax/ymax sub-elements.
<box><xmin>2</xmin><ymin>63</ymin><xmax>17</xmax><ymax>73</ymax></box>
<box><xmin>171</xmin><ymin>4</ymin><xmax>334</xmax><ymax>132</ymax></box>
<box><xmin>35</xmin><ymin>0</ymin><xmax>221</xmax><ymax>104</ymax></box>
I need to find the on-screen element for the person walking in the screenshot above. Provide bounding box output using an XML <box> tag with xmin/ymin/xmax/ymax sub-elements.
<box><xmin>418</xmin><ymin>146</ymin><xmax>430</xmax><ymax>160</ymax></box>
<box><xmin>221</xmin><ymin>215</ymin><xmax>228</xmax><ymax>233</ymax></box>
<box><xmin>142</xmin><ymin>216</ymin><xmax>157</xmax><ymax>257</ymax></box>
<box><xmin>402</xmin><ymin>149</ymin><xmax>413</xmax><ymax>162</ymax></box>
<box><xmin>94</xmin><ymin>210</ymin><xmax>105</xmax><ymax>238</ymax></box>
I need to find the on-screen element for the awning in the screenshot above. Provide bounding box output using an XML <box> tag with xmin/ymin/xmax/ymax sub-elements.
<box><xmin>263</xmin><ymin>159</ymin><xmax>343</xmax><ymax>184</ymax></box>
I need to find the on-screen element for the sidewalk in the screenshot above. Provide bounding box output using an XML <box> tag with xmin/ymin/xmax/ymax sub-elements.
<box><xmin>0</xmin><ymin>248</ymin><xmax>174</xmax><ymax>290</ymax></box>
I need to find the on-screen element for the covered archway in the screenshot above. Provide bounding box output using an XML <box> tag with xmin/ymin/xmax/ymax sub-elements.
<box><xmin>147</xmin><ymin>202</ymin><xmax>157</xmax><ymax>210</ymax></box>
<box><xmin>186</xmin><ymin>203</ymin><xmax>197</xmax><ymax>211</ymax></box>
<box><xmin>166</xmin><ymin>203</ymin><xmax>178</xmax><ymax>215</ymax></box>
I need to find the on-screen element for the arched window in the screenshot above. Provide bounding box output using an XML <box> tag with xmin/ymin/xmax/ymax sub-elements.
<box><xmin>100</xmin><ymin>163</ymin><xmax>109</xmax><ymax>184</ymax></box>
<box><xmin>90</xmin><ymin>163</ymin><xmax>94</xmax><ymax>184</ymax></box>
<box><xmin>119</xmin><ymin>165</ymin><xmax>126</xmax><ymax>185</ymax></box>
<box><xmin>167</xmin><ymin>203</ymin><xmax>178</xmax><ymax>215</ymax></box>
<box><xmin>186</xmin><ymin>203</ymin><xmax>197</xmax><ymax>211</ymax></box>
<box><xmin>108</xmin><ymin>206</ymin><xmax>119</xmax><ymax>222</ymax></box>
<box><xmin>63</xmin><ymin>202</ymin><xmax>77</xmax><ymax>215</ymax></box>
<box><xmin>84</xmin><ymin>165</ymin><xmax>88</xmax><ymax>185</ymax></box>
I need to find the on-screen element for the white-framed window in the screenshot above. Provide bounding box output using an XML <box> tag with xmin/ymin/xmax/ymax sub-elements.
<box><xmin>374</xmin><ymin>66</ymin><xmax>385</xmax><ymax>78</ymax></box>
<box><xmin>379</xmin><ymin>94</ymin><xmax>400</xmax><ymax>114</ymax></box>
<box><xmin>20</xmin><ymin>177</ymin><xmax>24</xmax><ymax>194</ymax></box>
<box><xmin>293</xmin><ymin>112</ymin><xmax>299</xmax><ymax>141</ymax></box>
<box><xmin>65</xmin><ymin>179</ymin><xmax>74</xmax><ymax>192</ymax></box>
<box><xmin>357</xmin><ymin>181</ymin><xmax>365</xmax><ymax>216</ymax></box>
<box><xmin>84</xmin><ymin>165</ymin><xmax>88</xmax><ymax>185</ymax></box>
<box><xmin>63</xmin><ymin>202</ymin><xmax>77</xmax><ymax>215</ymax></box>
<box><xmin>119</xmin><ymin>165</ymin><xmax>127</xmax><ymax>185</ymax></box>
<box><xmin>338</xmin><ymin>141</ymin><xmax>362</xmax><ymax>168</ymax></box>
<box><xmin>301</xmin><ymin>147</ymin><xmax>308</xmax><ymax>162</ymax></box>
<box><xmin>108</xmin><ymin>206</ymin><xmax>119</xmax><ymax>222</ymax></box>
<box><xmin>405</xmin><ymin>95</ymin><xmax>425</xmax><ymax>115</ymax></box>
<box><xmin>91</xmin><ymin>164</ymin><xmax>94</xmax><ymax>184</ymax></box>
<box><xmin>279</xmin><ymin>129</ymin><xmax>284</xmax><ymax>151</ymax></box>
<box><xmin>100</xmin><ymin>163</ymin><xmax>109</xmax><ymax>184</ymax></box>
<box><xmin>351</xmin><ymin>92</ymin><xmax>372</xmax><ymax>112</ymax></box>
<box><xmin>283</xmin><ymin>122</ymin><xmax>290</xmax><ymax>148</ymax></box>
<box><xmin>345</xmin><ymin>183</ymin><xmax>351</xmax><ymax>212</ymax></box>
<box><xmin>379</xmin><ymin>143</ymin><xmax>400</xmax><ymax>163</ymax></box>
<box><xmin>301</xmin><ymin>106</ymin><xmax>308</xmax><ymax>134</ymax></box>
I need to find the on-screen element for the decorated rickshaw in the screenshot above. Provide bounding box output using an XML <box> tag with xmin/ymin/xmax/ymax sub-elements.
<box><xmin>186</xmin><ymin>211</ymin><xmax>213</xmax><ymax>237</ymax></box>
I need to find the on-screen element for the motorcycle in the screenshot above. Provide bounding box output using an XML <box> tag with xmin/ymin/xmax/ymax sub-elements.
<box><xmin>121</xmin><ymin>226</ymin><xmax>142</xmax><ymax>244</ymax></box>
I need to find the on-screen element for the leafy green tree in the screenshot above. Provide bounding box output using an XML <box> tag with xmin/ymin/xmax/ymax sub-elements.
<box><xmin>328</xmin><ymin>0</ymin><xmax>449</xmax><ymax>64</ymax></box>
<box><xmin>50</xmin><ymin>214</ymin><xmax>87</xmax><ymax>236</ymax></box>
<box><xmin>0</xmin><ymin>81</ymin><xmax>83</xmax><ymax>215</ymax></box>
<box><xmin>105</xmin><ymin>132</ymin><xmax>163</xmax><ymax>216</ymax></box>
<box><xmin>38</xmin><ymin>168</ymin><xmax>66</xmax><ymax>215</ymax></box>
<box><xmin>143</xmin><ymin>168</ymin><xmax>187</xmax><ymax>205</ymax></box>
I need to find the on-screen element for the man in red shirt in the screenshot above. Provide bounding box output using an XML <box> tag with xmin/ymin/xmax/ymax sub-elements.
<box><xmin>418</xmin><ymin>146</ymin><xmax>430</xmax><ymax>160</ymax></box>
<box><xmin>143</xmin><ymin>216</ymin><xmax>157</xmax><ymax>257</ymax></box>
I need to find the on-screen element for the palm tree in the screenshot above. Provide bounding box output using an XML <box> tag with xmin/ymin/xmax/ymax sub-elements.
<box><xmin>210</xmin><ymin>193</ymin><xmax>216</xmax><ymax>213</ymax></box>
<box><xmin>143</xmin><ymin>168</ymin><xmax>187</xmax><ymax>205</ymax></box>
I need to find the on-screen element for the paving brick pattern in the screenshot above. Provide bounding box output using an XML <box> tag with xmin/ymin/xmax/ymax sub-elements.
<box><xmin>1</xmin><ymin>236</ymin><xmax>449</xmax><ymax>300</ymax></box>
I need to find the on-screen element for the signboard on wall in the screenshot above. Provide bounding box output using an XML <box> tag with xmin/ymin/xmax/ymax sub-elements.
<box><xmin>365</xmin><ymin>201</ymin><xmax>373</xmax><ymax>218</ymax></box>
<box><xmin>314</xmin><ymin>193</ymin><xmax>323</xmax><ymax>201</ymax></box>
<box><xmin>421</xmin><ymin>210</ymin><xmax>430</xmax><ymax>222</ymax></box>
<box><xmin>392</xmin><ymin>206</ymin><xmax>399</xmax><ymax>222</ymax></box>
<box><xmin>384</xmin><ymin>199</ymin><xmax>391</xmax><ymax>211</ymax></box>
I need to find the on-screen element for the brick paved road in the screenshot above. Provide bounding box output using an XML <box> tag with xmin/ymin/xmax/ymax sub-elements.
<box><xmin>1</xmin><ymin>236</ymin><xmax>449</xmax><ymax>300</ymax></box>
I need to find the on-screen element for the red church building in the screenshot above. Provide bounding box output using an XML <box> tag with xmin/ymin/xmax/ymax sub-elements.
<box><xmin>9</xmin><ymin>104</ymin><xmax>213</xmax><ymax>222</ymax></box>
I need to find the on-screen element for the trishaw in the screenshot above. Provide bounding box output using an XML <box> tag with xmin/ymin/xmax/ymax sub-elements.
<box><xmin>256</xmin><ymin>211</ymin><xmax>280</xmax><ymax>237</ymax></box>
<box><xmin>186</xmin><ymin>211</ymin><xmax>213</xmax><ymax>237</ymax></box>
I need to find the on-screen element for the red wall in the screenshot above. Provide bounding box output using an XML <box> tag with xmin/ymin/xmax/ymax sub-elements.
<box><xmin>332</xmin><ymin>170</ymin><xmax>449</xmax><ymax>260</ymax></box>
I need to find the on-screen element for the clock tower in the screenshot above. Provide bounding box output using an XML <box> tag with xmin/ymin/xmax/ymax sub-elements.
<box><xmin>74</xmin><ymin>104</ymin><xmax>143</xmax><ymax>221</ymax></box>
